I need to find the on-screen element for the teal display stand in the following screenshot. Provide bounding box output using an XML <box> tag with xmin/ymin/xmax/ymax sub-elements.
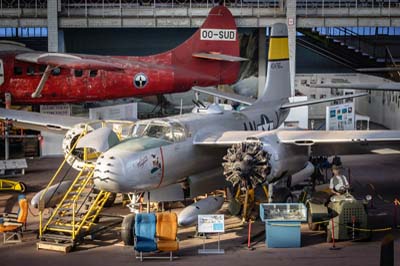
<box><xmin>260</xmin><ymin>203</ymin><xmax>307</xmax><ymax>248</ymax></box>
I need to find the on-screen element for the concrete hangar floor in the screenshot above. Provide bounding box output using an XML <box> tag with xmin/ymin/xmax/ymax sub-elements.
<box><xmin>0</xmin><ymin>154</ymin><xmax>399</xmax><ymax>266</ymax></box>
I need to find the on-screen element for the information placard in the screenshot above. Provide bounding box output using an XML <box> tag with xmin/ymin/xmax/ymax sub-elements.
<box><xmin>326</xmin><ymin>102</ymin><xmax>355</xmax><ymax>131</ymax></box>
<box><xmin>198</xmin><ymin>214</ymin><xmax>224</xmax><ymax>233</ymax></box>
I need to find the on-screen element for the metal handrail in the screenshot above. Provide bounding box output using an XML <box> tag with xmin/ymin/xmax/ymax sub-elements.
<box><xmin>40</xmin><ymin>164</ymin><xmax>88</xmax><ymax>237</ymax></box>
<box><xmin>38</xmin><ymin>130</ymin><xmax>85</xmax><ymax>238</ymax></box>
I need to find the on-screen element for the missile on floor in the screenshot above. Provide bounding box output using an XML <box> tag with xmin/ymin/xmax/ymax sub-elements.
<box><xmin>31</xmin><ymin>180</ymin><xmax>73</xmax><ymax>209</ymax></box>
<box><xmin>178</xmin><ymin>196</ymin><xmax>224</xmax><ymax>227</ymax></box>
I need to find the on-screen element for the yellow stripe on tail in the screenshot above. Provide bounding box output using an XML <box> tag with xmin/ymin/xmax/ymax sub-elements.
<box><xmin>268</xmin><ymin>37</ymin><xmax>289</xmax><ymax>61</ymax></box>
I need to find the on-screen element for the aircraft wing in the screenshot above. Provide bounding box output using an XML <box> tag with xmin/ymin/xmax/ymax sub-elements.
<box><xmin>192</xmin><ymin>87</ymin><xmax>256</xmax><ymax>105</ymax></box>
<box><xmin>0</xmin><ymin>108</ymin><xmax>90</xmax><ymax>133</ymax></box>
<box><xmin>193</xmin><ymin>130</ymin><xmax>265</xmax><ymax>145</ymax></box>
<box><xmin>16</xmin><ymin>52</ymin><xmax>125</xmax><ymax>71</ymax></box>
<box><xmin>192</xmin><ymin>88</ymin><xmax>366</xmax><ymax>108</ymax></box>
<box><xmin>192</xmin><ymin>53</ymin><xmax>248</xmax><ymax>62</ymax></box>
<box><xmin>310</xmin><ymin>83</ymin><xmax>400</xmax><ymax>91</ymax></box>
<box><xmin>280</xmin><ymin>93</ymin><xmax>367</xmax><ymax>109</ymax></box>
<box><xmin>276</xmin><ymin>130</ymin><xmax>400</xmax><ymax>155</ymax></box>
<box><xmin>194</xmin><ymin>128</ymin><xmax>400</xmax><ymax>155</ymax></box>
<box><xmin>357</xmin><ymin>67</ymin><xmax>400</xmax><ymax>72</ymax></box>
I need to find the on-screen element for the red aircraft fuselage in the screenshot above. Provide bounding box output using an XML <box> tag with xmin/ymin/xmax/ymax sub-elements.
<box><xmin>0</xmin><ymin>6</ymin><xmax>241</xmax><ymax>105</ymax></box>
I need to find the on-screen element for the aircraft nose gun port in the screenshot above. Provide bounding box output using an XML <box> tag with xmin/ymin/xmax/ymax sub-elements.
<box><xmin>93</xmin><ymin>154</ymin><xmax>125</xmax><ymax>192</ymax></box>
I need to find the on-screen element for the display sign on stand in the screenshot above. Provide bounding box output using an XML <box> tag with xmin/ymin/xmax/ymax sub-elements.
<box><xmin>326</xmin><ymin>102</ymin><xmax>355</xmax><ymax>131</ymax></box>
<box><xmin>198</xmin><ymin>214</ymin><xmax>225</xmax><ymax>254</ymax></box>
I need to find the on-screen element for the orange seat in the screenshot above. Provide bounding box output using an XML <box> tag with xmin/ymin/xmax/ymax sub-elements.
<box><xmin>0</xmin><ymin>197</ymin><xmax>28</xmax><ymax>243</ymax></box>
<box><xmin>156</xmin><ymin>213</ymin><xmax>179</xmax><ymax>253</ymax></box>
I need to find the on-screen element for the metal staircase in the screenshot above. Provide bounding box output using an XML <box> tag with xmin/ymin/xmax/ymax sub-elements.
<box><xmin>36</xmin><ymin>120</ymin><xmax>136</xmax><ymax>252</ymax></box>
<box><xmin>36</xmin><ymin>124</ymin><xmax>108</xmax><ymax>253</ymax></box>
<box><xmin>38</xmin><ymin>164</ymin><xmax>111</xmax><ymax>251</ymax></box>
<box><xmin>297</xmin><ymin>27</ymin><xmax>386</xmax><ymax>70</ymax></box>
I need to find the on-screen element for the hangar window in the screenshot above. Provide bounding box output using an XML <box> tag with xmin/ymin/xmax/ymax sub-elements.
<box><xmin>89</xmin><ymin>70</ymin><xmax>98</xmax><ymax>77</ymax></box>
<box><xmin>74</xmin><ymin>69</ymin><xmax>83</xmax><ymax>77</ymax></box>
<box><xmin>310</xmin><ymin>94</ymin><xmax>316</xmax><ymax>99</ymax></box>
<box><xmin>27</xmin><ymin>66</ymin><xmax>35</xmax><ymax>76</ymax></box>
<box><xmin>13</xmin><ymin>66</ymin><xmax>22</xmax><ymax>75</ymax></box>
<box><xmin>319</xmin><ymin>94</ymin><xmax>326</xmax><ymax>99</ymax></box>
<box><xmin>51</xmin><ymin>67</ymin><xmax>61</xmax><ymax>76</ymax></box>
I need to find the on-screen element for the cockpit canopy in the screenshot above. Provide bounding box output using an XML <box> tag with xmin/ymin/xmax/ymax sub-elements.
<box><xmin>132</xmin><ymin>120</ymin><xmax>187</xmax><ymax>142</ymax></box>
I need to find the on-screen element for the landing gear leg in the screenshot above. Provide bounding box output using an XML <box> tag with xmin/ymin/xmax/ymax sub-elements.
<box><xmin>242</xmin><ymin>187</ymin><xmax>250</xmax><ymax>222</ymax></box>
<box><xmin>268</xmin><ymin>183</ymin><xmax>274</xmax><ymax>203</ymax></box>
<box><xmin>126</xmin><ymin>193</ymin><xmax>141</xmax><ymax>213</ymax></box>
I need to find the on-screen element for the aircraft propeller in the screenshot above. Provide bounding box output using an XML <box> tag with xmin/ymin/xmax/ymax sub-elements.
<box><xmin>222</xmin><ymin>141</ymin><xmax>270</xmax><ymax>189</ymax></box>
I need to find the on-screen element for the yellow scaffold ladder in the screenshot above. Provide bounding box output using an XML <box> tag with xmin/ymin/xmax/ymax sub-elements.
<box><xmin>37</xmin><ymin>128</ymin><xmax>111</xmax><ymax>252</ymax></box>
<box><xmin>37</xmin><ymin>121</ymin><xmax>136</xmax><ymax>252</ymax></box>
<box><xmin>40</xmin><ymin>164</ymin><xmax>111</xmax><ymax>240</ymax></box>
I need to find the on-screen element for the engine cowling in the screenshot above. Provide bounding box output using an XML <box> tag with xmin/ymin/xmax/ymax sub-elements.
<box><xmin>62</xmin><ymin>123</ymin><xmax>94</xmax><ymax>170</ymax></box>
<box><xmin>223</xmin><ymin>135</ymin><xmax>309</xmax><ymax>188</ymax></box>
<box><xmin>222</xmin><ymin>141</ymin><xmax>270</xmax><ymax>189</ymax></box>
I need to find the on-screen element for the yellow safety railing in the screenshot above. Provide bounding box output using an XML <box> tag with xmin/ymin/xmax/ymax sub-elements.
<box><xmin>41</xmin><ymin>164</ymin><xmax>93</xmax><ymax>236</ymax></box>
<box><xmin>73</xmin><ymin>190</ymin><xmax>111</xmax><ymax>239</ymax></box>
<box><xmin>39</xmin><ymin>120</ymin><xmax>135</xmax><ymax>240</ymax></box>
<box><xmin>38</xmin><ymin>130</ymin><xmax>86</xmax><ymax>238</ymax></box>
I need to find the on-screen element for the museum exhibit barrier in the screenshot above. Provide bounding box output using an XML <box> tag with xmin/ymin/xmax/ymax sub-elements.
<box><xmin>0</xmin><ymin>195</ymin><xmax>28</xmax><ymax>243</ymax></box>
<box><xmin>259</xmin><ymin>203</ymin><xmax>307</xmax><ymax>248</ymax></box>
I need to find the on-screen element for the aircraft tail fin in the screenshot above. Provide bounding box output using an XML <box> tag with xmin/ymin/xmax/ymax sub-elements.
<box><xmin>257</xmin><ymin>23</ymin><xmax>291</xmax><ymax>103</ymax></box>
<box><xmin>167</xmin><ymin>5</ymin><xmax>241</xmax><ymax>88</ymax></box>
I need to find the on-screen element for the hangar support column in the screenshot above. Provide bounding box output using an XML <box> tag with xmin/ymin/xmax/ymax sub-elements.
<box><xmin>47</xmin><ymin>1</ymin><xmax>59</xmax><ymax>52</ymax></box>
<box><xmin>258</xmin><ymin>28</ymin><xmax>266</xmax><ymax>98</ymax></box>
<box><xmin>286</xmin><ymin>0</ymin><xmax>296</xmax><ymax>96</ymax></box>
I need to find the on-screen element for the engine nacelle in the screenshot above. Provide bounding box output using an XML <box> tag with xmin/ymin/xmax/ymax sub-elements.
<box><xmin>258</xmin><ymin>134</ymin><xmax>309</xmax><ymax>183</ymax></box>
<box><xmin>62</xmin><ymin>123</ymin><xmax>94</xmax><ymax>170</ymax></box>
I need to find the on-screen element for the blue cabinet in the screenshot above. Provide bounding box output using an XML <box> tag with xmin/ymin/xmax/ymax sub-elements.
<box><xmin>259</xmin><ymin>203</ymin><xmax>307</xmax><ymax>248</ymax></box>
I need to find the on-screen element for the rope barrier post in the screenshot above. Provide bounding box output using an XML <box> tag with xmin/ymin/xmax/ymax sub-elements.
<box><xmin>393</xmin><ymin>199</ymin><xmax>398</xmax><ymax>229</ymax></box>
<box><xmin>247</xmin><ymin>220</ymin><xmax>254</xmax><ymax>250</ymax></box>
<box><xmin>329</xmin><ymin>218</ymin><xmax>340</xmax><ymax>250</ymax></box>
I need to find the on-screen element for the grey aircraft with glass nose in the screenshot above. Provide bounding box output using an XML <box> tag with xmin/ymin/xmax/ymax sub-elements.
<box><xmin>79</xmin><ymin>23</ymin><xmax>400</xmax><ymax>203</ymax></box>
<box><xmin>2</xmin><ymin>23</ymin><xmax>400</xmax><ymax>214</ymax></box>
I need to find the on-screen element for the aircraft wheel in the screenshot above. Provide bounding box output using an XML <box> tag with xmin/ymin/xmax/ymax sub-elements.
<box><xmin>228</xmin><ymin>198</ymin><xmax>242</xmax><ymax>216</ymax></box>
<box><xmin>18</xmin><ymin>182</ymin><xmax>27</xmax><ymax>193</ymax></box>
<box><xmin>307</xmin><ymin>207</ymin><xmax>319</xmax><ymax>231</ymax></box>
<box><xmin>103</xmin><ymin>192</ymin><xmax>117</xmax><ymax>208</ymax></box>
<box><xmin>121</xmin><ymin>213</ymin><xmax>136</xmax><ymax>246</ymax></box>
<box><xmin>272</xmin><ymin>188</ymin><xmax>293</xmax><ymax>203</ymax></box>
<box><xmin>326</xmin><ymin>228</ymin><xmax>332</xmax><ymax>243</ymax></box>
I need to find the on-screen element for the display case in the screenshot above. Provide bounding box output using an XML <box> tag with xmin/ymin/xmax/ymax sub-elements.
<box><xmin>260</xmin><ymin>203</ymin><xmax>307</xmax><ymax>222</ymax></box>
<box><xmin>259</xmin><ymin>203</ymin><xmax>307</xmax><ymax>248</ymax></box>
